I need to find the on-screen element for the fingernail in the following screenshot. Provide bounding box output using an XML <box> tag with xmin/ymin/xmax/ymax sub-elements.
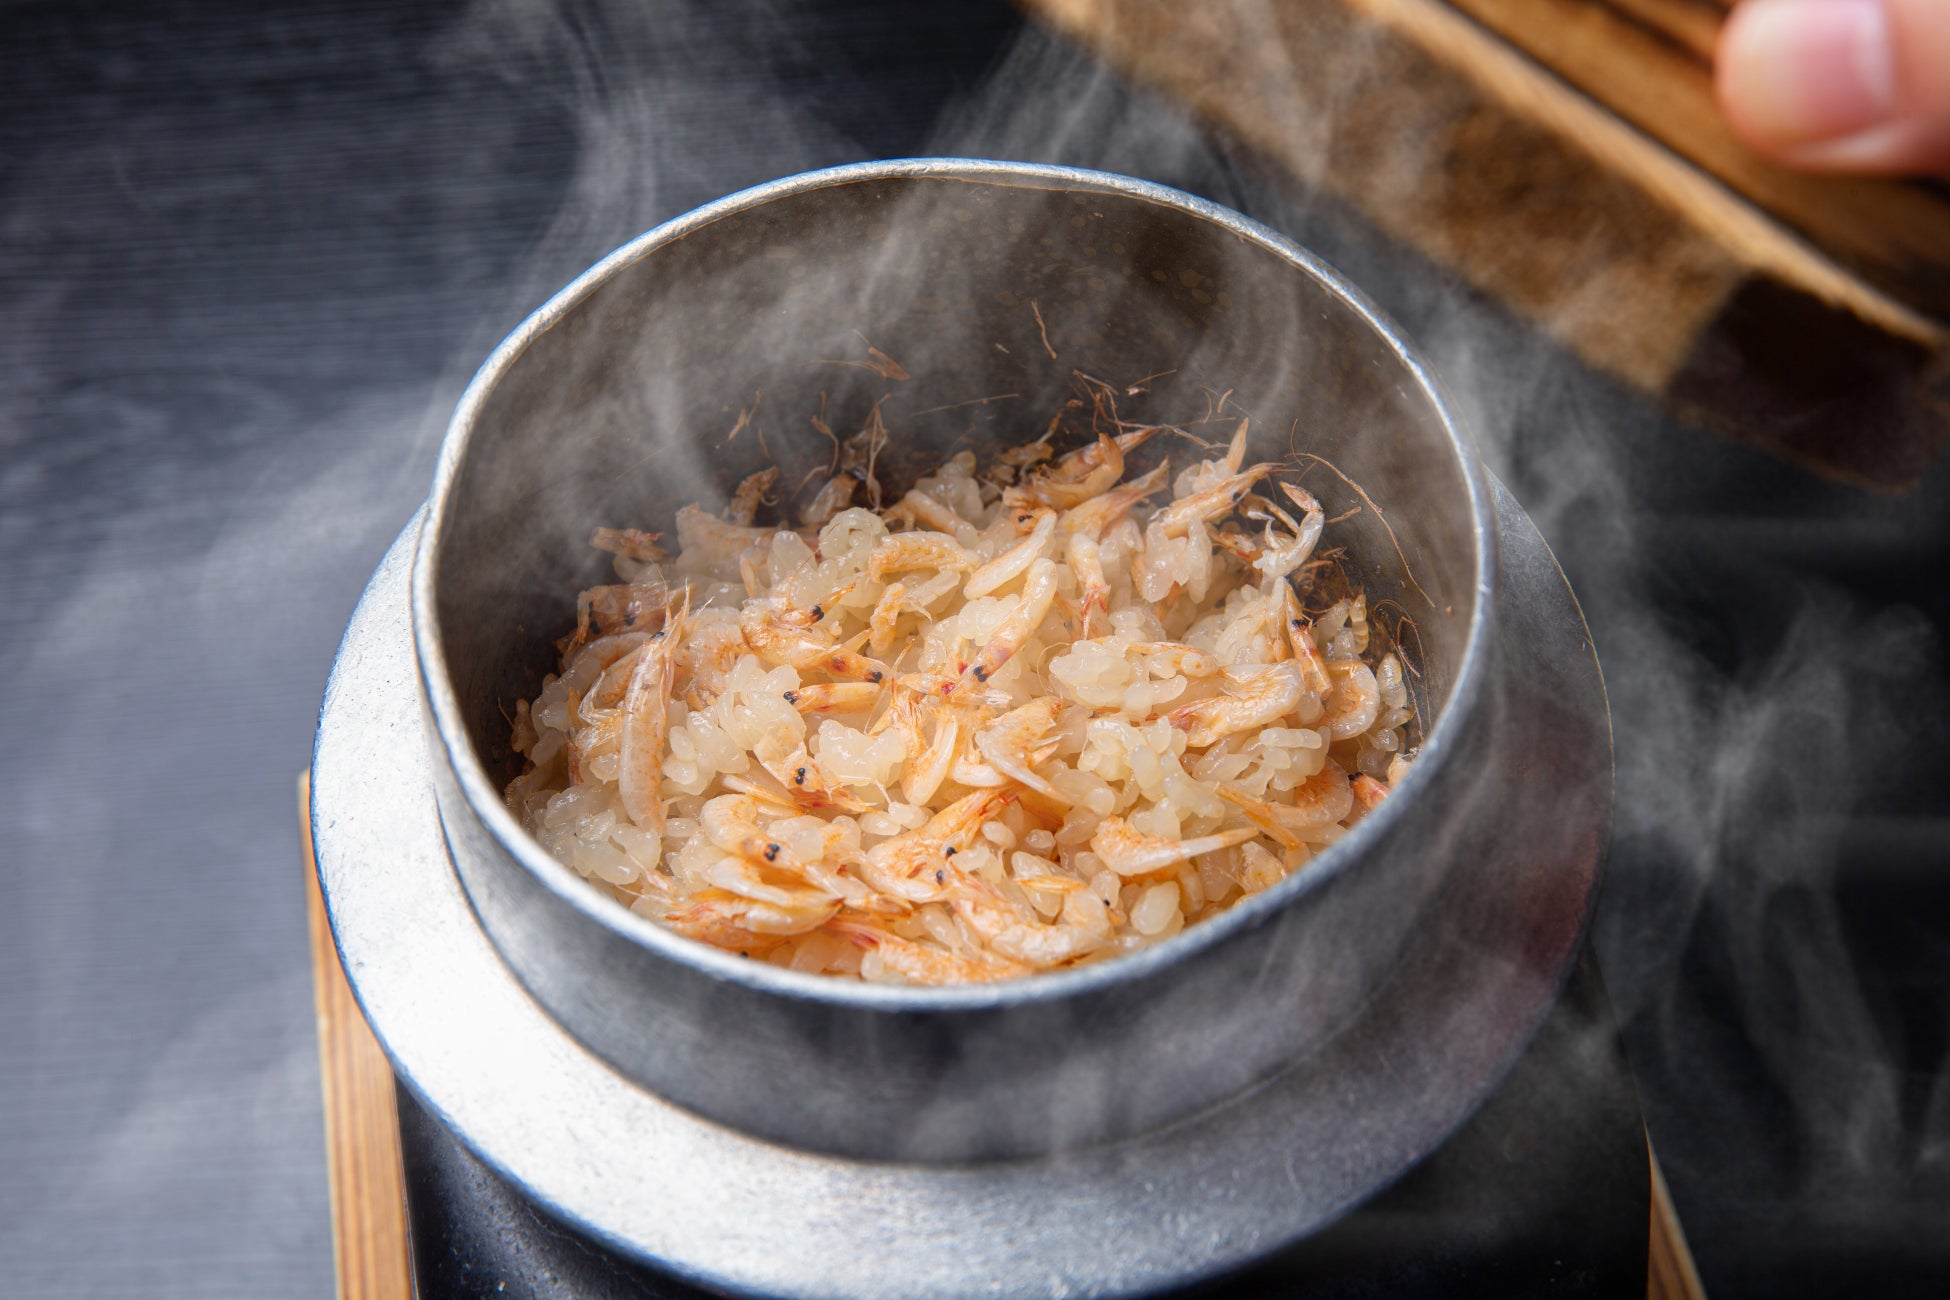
<box><xmin>1719</xmin><ymin>0</ymin><xmax>1897</xmax><ymax>148</ymax></box>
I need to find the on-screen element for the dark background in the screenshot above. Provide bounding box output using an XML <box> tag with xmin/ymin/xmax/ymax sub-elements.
<box><xmin>2</xmin><ymin>1</ymin><xmax>1946</xmax><ymax>1296</ymax></box>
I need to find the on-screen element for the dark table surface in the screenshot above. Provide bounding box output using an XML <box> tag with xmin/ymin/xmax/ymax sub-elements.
<box><xmin>3</xmin><ymin>2</ymin><xmax>1948</xmax><ymax>1296</ymax></box>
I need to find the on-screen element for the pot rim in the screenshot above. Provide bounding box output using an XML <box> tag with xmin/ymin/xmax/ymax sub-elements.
<box><xmin>410</xmin><ymin>157</ymin><xmax>1498</xmax><ymax>1012</ymax></box>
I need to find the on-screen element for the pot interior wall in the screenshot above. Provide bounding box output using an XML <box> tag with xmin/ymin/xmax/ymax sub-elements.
<box><xmin>432</xmin><ymin>172</ymin><xmax>1479</xmax><ymax>790</ymax></box>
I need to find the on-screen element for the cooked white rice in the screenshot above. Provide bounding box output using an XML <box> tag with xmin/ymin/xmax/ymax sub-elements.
<box><xmin>506</xmin><ymin>412</ymin><xmax>1417</xmax><ymax>983</ymax></box>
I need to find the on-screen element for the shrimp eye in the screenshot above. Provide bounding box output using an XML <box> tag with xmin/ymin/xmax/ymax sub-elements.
<box><xmin>783</xmin><ymin>690</ymin><xmax>798</xmax><ymax>704</ymax></box>
<box><xmin>944</xmin><ymin>846</ymin><xmax>957</xmax><ymax>857</ymax></box>
<box><xmin>868</xmin><ymin>670</ymin><xmax>883</xmax><ymax>683</ymax></box>
<box><xmin>972</xmin><ymin>665</ymin><xmax>990</xmax><ymax>681</ymax></box>
<box><xmin>810</xmin><ymin>605</ymin><xmax>824</xmax><ymax>620</ymax></box>
<box><xmin>935</xmin><ymin>869</ymin><xmax>945</xmax><ymax>884</ymax></box>
<box><xmin>795</xmin><ymin>767</ymin><xmax>808</xmax><ymax>784</ymax></box>
<box><xmin>764</xmin><ymin>843</ymin><xmax>782</xmax><ymax>861</ymax></box>
<box><xmin>1018</xmin><ymin>514</ymin><xmax>1031</xmax><ymax>524</ymax></box>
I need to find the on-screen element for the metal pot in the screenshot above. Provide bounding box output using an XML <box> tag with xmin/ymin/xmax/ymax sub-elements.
<box><xmin>411</xmin><ymin>160</ymin><xmax>1500</xmax><ymax>1163</ymax></box>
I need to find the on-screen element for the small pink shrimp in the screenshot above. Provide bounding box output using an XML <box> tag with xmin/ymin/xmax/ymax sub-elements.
<box><xmin>699</xmin><ymin>793</ymin><xmax>880</xmax><ymax>910</ymax></box>
<box><xmin>675</xmin><ymin>612</ymin><xmax>747</xmax><ymax>705</ymax></box>
<box><xmin>754</xmin><ymin>745</ymin><xmax>874</xmax><ymax>815</ymax></box>
<box><xmin>699</xmin><ymin>794</ymin><xmax>805</xmax><ymax>872</ymax></box>
<box><xmin>1167</xmin><ymin>661</ymin><xmax>1306</xmax><ymax>748</ymax></box>
<box><xmin>559</xmin><ymin>631</ymin><xmax>654</xmax><ymax>703</ymax></box>
<box><xmin>997</xmin><ymin>422</ymin><xmax>1056</xmax><ymax>468</ymax></box>
<box><xmin>1088</xmin><ymin>817</ymin><xmax>1258</xmax><ymax>877</ymax></box>
<box><xmin>572</xmin><ymin>577</ymin><xmax>670</xmax><ymax>645</ymax></box>
<box><xmin>1216</xmin><ymin>762</ymin><xmax>1356</xmax><ymax>847</ymax></box>
<box><xmin>868</xmin><ymin>531</ymin><xmax>977</xmax><ymax>580</ymax></box>
<box><xmin>1237</xmin><ymin>840</ymin><xmax>1289</xmax><ymax>893</ymax></box>
<box><xmin>1017</xmin><ymin>425</ymin><xmax>1160</xmax><ymax>509</ymax></box>
<box><xmin>617</xmin><ymin>601</ymin><xmax>690</xmax><ymax>830</ymax></box>
<box><xmin>673</xmin><ymin>502</ymin><xmax>777</xmax><ymax>558</ymax></box>
<box><xmin>1218</xmin><ymin>418</ymin><xmax>1251</xmax><ymax>474</ymax></box>
<box><xmin>588</xmin><ymin>528</ymin><xmax>667</xmax><ymax>585</ymax></box>
<box><xmin>1279</xmin><ymin>601</ymin><xmax>1333</xmax><ymax>697</ymax></box>
<box><xmin>717</xmin><ymin>773</ymin><xmax>800</xmax><ymax>811</ymax></box>
<box><xmin>782</xmin><ymin>682</ymin><xmax>882</xmax><ymax>715</ymax></box>
<box><xmin>1150</xmin><ymin>463</ymin><xmax>1277</xmax><ymax>538</ymax></box>
<box><xmin>889</xmin><ymin>490</ymin><xmax>982</xmax><ymax>547</ymax></box>
<box><xmin>1321</xmin><ymin>659</ymin><xmax>1381</xmax><ymax>739</ymax></box>
<box><xmin>898</xmin><ymin>667</ymin><xmax>1014</xmax><ymax>709</ymax></box>
<box><xmin>1351</xmin><ymin>773</ymin><xmax>1390</xmax><ymax>811</ymax></box>
<box><xmin>972</xmin><ymin>698</ymin><xmax>1067</xmax><ymax>800</ymax></box>
<box><xmin>588</xmin><ymin>526</ymin><xmax>667</xmax><ymax>563</ymax></box>
<box><xmin>829</xmin><ymin>921</ymin><xmax>1028</xmax><ymax>984</ymax></box>
<box><xmin>723</xmin><ymin>467</ymin><xmax>778</xmax><ymax>526</ymax></box>
<box><xmin>951</xmin><ymin>558</ymin><xmax>1059</xmax><ymax>695</ymax></box>
<box><xmin>858</xmin><ymin>789</ymin><xmax>1017</xmax><ymax>901</ymax></box>
<box><xmin>577</xmin><ymin>640</ymin><xmax>657</xmax><ymax>721</ymax></box>
<box><xmin>867</xmin><ymin>582</ymin><xmax>907</xmax><ymax>656</ymax></box>
<box><xmin>1210</xmin><ymin>526</ymin><xmax>1261</xmax><ymax>567</ymax></box>
<box><xmin>564</xmin><ymin>708</ymin><xmax>621</xmax><ymax>786</ymax></box>
<box><xmin>945</xmin><ymin>707</ymin><xmax>1009</xmax><ymax>788</ymax></box>
<box><xmin>703</xmin><ymin>853</ymin><xmax>840</xmax><ymax>912</ymax></box>
<box><xmin>943</xmin><ymin>873</ymin><xmax>1110</xmax><ymax>967</ymax></box>
<box><xmin>799</xmin><ymin>473</ymin><xmax>858</xmax><ymax>528</ymax></box>
<box><xmin>1060</xmin><ymin>462</ymin><xmax>1170</xmax><ymax>541</ymax></box>
<box><xmin>740</xmin><ymin>604</ymin><xmax>888</xmax><ymax>683</ymax></box>
<box><xmin>1247</xmin><ymin>482</ymin><xmax>1324</xmax><ymax>580</ymax></box>
<box><xmin>901</xmin><ymin>705</ymin><xmax>959</xmax><ymax>807</ymax></box>
<box><xmin>949</xmin><ymin>755</ymin><xmax>1010</xmax><ymax>789</ymax></box>
<box><xmin>1170</xmin><ymin>421</ymin><xmax>1254</xmax><ymax>501</ymax></box>
<box><xmin>964</xmin><ymin>509</ymin><xmax>1055</xmax><ymax>597</ymax></box>
<box><xmin>662</xmin><ymin>889</ymin><xmax>834</xmax><ymax>949</ymax></box>
<box><xmin>1067</xmin><ymin>533</ymin><xmax>1110</xmax><ymax>638</ymax></box>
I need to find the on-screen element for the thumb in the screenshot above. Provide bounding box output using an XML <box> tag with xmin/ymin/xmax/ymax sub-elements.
<box><xmin>1716</xmin><ymin>0</ymin><xmax>1950</xmax><ymax>174</ymax></box>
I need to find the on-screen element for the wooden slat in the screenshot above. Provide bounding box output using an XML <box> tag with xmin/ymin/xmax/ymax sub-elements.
<box><xmin>1591</xmin><ymin>0</ymin><xmax>1722</xmax><ymax>62</ymax></box>
<box><xmin>301</xmin><ymin>771</ymin><xmax>416</xmax><ymax>1300</ymax></box>
<box><xmin>1446</xmin><ymin>0</ymin><xmax>1950</xmax><ymax>322</ymax></box>
<box><xmin>1019</xmin><ymin>0</ymin><xmax>1950</xmax><ymax>488</ymax></box>
<box><xmin>1648</xmin><ymin>1136</ymin><xmax>1709</xmax><ymax>1300</ymax></box>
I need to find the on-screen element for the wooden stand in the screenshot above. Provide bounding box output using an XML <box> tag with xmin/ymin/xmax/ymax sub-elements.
<box><xmin>1019</xmin><ymin>0</ymin><xmax>1950</xmax><ymax>490</ymax></box>
<box><xmin>300</xmin><ymin>770</ymin><xmax>1705</xmax><ymax>1299</ymax></box>
<box><xmin>302</xmin><ymin>772</ymin><xmax>415</xmax><ymax>1300</ymax></box>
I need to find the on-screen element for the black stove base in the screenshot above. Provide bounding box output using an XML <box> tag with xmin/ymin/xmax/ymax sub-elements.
<box><xmin>395</xmin><ymin>948</ymin><xmax>1647</xmax><ymax>1299</ymax></box>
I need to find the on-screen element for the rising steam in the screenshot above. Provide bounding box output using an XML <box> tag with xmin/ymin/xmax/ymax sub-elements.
<box><xmin>3</xmin><ymin>0</ymin><xmax>1936</xmax><ymax>1293</ymax></box>
<box><xmin>430</xmin><ymin>0</ymin><xmax>1949</xmax><ymax>1280</ymax></box>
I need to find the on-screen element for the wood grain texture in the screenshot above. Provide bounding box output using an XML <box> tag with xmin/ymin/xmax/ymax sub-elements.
<box><xmin>1648</xmin><ymin>1138</ymin><xmax>1709</xmax><ymax>1300</ymax></box>
<box><xmin>1591</xmin><ymin>0</ymin><xmax>1722</xmax><ymax>61</ymax></box>
<box><xmin>1447</xmin><ymin>0</ymin><xmax>1950</xmax><ymax>322</ymax></box>
<box><xmin>1020</xmin><ymin>0</ymin><xmax>1950</xmax><ymax>488</ymax></box>
<box><xmin>301</xmin><ymin>772</ymin><xmax>416</xmax><ymax>1300</ymax></box>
